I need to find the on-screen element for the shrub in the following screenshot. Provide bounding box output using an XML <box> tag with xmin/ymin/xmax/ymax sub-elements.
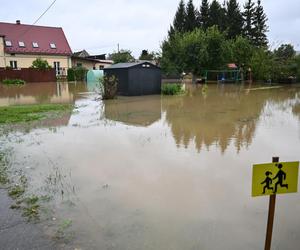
<box><xmin>73</xmin><ymin>66</ymin><xmax>88</xmax><ymax>81</ymax></box>
<box><xmin>67</xmin><ymin>68</ymin><xmax>75</xmax><ymax>81</ymax></box>
<box><xmin>100</xmin><ymin>75</ymin><xmax>118</xmax><ymax>99</ymax></box>
<box><xmin>31</xmin><ymin>58</ymin><xmax>52</xmax><ymax>70</ymax></box>
<box><xmin>2</xmin><ymin>79</ymin><xmax>26</xmax><ymax>85</ymax></box>
<box><xmin>161</xmin><ymin>83</ymin><xmax>183</xmax><ymax>95</ymax></box>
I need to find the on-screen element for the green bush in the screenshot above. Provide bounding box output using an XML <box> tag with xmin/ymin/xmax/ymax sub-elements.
<box><xmin>2</xmin><ymin>79</ymin><xmax>26</xmax><ymax>85</ymax></box>
<box><xmin>67</xmin><ymin>68</ymin><xmax>75</xmax><ymax>81</ymax></box>
<box><xmin>31</xmin><ymin>58</ymin><xmax>52</xmax><ymax>70</ymax></box>
<box><xmin>161</xmin><ymin>83</ymin><xmax>183</xmax><ymax>95</ymax></box>
<box><xmin>67</xmin><ymin>67</ymin><xmax>87</xmax><ymax>81</ymax></box>
<box><xmin>100</xmin><ymin>75</ymin><xmax>118</xmax><ymax>99</ymax></box>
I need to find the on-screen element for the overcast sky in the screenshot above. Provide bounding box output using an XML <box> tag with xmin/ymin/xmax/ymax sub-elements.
<box><xmin>0</xmin><ymin>0</ymin><xmax>299</xmax><ymax>57</ymax></box>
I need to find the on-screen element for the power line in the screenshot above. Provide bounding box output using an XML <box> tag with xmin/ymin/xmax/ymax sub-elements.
<box><xmin>19</xmin><ymin>0</ymin><xmax>57</xmax><ymax>38</ymax></box>
<box><xmin>33</xmin><ymin>0</ymin><xmax>57</xmax><ymax>25</ymax></box>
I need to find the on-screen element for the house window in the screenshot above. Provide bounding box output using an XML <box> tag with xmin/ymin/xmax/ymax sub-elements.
<box><xmin>32</xmin><ymin>42</ymin><xmax>39</xmax><ymax>48</ymax></box>
<box><xmin>10</xmin><ymin>61</ymin><xmax>17</xmax><ymax>69</ymax></box>
<box><xmin>50</xmin><ymin>43</ymin><xmax>56</xmax><ymax>49</ymax></box>
<box><xmin>5</xmin><ymin>40</ymin><xmax>12</xmax><ymax>47</ymax></box>
<box><xmin>99</xmin><ymin>65</ymin><xmax>104</xmax><ymax>70</ymax></box>
<box><xmin>54</xmin><ymin>61</ymin><xmax>61</xmax><ymax>75</ymax></box>
<box><xmin>18</xmin><ymin>41</ymin><xmax>25</xmax><ymax>47</ymax></box>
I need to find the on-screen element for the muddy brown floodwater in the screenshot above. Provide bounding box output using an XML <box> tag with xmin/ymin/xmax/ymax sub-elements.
<box><xmin>1</xmin><ymin>82</ymin><xmax>300</xmax><ymax>250</ymax></box>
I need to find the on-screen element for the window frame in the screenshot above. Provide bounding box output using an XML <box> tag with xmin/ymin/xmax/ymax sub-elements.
<box><xmin>9</xmin><ymin>60</ymin><xmax>18</xmax><ymax>69</ymax></box>
<box><xmin>5</xmin><ymin>40</ymin><xmax>12</xmax><ymax>47</ymax></box>
<box><xmin>32</xmin><ymin>42</ymin><xmax>39</xmax><ymax>48</ymax></box>
<box><xmin>18</xmin><ymin>41</ymin><xmax>25</xmax><ymax>47</ymax></box>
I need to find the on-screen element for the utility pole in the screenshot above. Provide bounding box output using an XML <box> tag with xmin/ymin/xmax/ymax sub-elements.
<box><xmin>117</xmin><ymin>43</ymin><xmax>120</xmax><ymax>53</ymax></box>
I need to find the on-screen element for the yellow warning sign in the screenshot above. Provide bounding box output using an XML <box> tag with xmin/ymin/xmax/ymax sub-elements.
<box><xmin>252</xmin><ymin>162</ymin><xmax>299</xmax><ymax>197</ymax></box>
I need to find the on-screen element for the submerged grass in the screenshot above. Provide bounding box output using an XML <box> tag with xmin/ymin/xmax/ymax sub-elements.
<box><xmin>1</xmin><ymin>79</ymin><xmax>26</xmax><ymax>85</ymax></box>
<box><xmin>0</xmin><ymin>153</ymin><xmax>9</xmax><ymax>185</ymax></box>
<box><xmin>161</xmin><ymin>83</ymin><xmax>185</xmax><ymax>95</ymax></box>
<box><xmin>0</xmin><ymin>150</ymin><xmax>48</xmax><ymax>221</ymax></box>
<box><xmin>0</xmin><ymin>104</ymin><xmax>73</xmax><ymax>124</ymax></box>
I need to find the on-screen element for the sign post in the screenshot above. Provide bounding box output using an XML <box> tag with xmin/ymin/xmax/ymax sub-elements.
<box><xmin>252</xmin><ymin>158</ymin><xmax>299</xmax><ymax>250</ymax></box>
<box><xmin>265</xmin><ymin>157</ymin><xmax>279</xmax><ymax>250</ymax></box>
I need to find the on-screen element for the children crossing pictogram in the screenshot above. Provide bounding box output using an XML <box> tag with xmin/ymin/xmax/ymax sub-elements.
<box><xmin>252</xmin><ymin>161</ymin><xmax>299</xmax><ymax>197</ymax></box>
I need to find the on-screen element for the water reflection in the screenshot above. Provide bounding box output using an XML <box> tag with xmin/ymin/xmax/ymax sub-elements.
<box><xmin>163</xmin><ymin>84</ymin><xmax>300</xmax><ymax>153</ymax></box>
<box><xmin>104</xmin><ymin>95</ymin><xmax>161</xmax><ymax>127</ymax></box>
<box><xmin>0</xmin><ymin>82</ymin><xmax>88</xmax><ymax>106</ymax></box>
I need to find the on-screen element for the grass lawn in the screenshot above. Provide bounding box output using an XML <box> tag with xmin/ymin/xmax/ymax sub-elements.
<box><xmin>0</xmin><ymin>104</ymin><xmax>73</xmax><ymax>124</ymax></box>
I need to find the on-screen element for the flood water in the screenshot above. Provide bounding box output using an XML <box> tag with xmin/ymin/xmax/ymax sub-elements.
<box><xmin>1</xmin><ymin>82</ymin><xmax>300</xmax><ymax>250</ymax></box>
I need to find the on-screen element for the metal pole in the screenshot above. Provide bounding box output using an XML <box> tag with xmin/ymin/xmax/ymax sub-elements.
<box><xmin>265</xmin><ymin>156</ymin><xmax>279</xmax><ymax>250</ymax></box>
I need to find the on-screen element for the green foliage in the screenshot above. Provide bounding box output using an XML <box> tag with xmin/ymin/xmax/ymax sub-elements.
<box><xmin>2</xmin><ymin>79</ymin><xmax>26</xmax><ymax>85</ymax></box>
<box><xmin>161</xmin><ymin>83</ymin><xmax>184</xmax><ymax>95</ymax></box>
<box><xmin>73</xmin><ymin>66</ymin><xmax>88</xmax><ymax>81</ymax></box>
<box><xmin>31</xmin><ymin>58</ymin><xmax>52</xmax><ymax>70</ymax></box>
<box><xmin>294</xmin><ymin>55</ymin><xmax>300</xmax><ymax>80</ymax></box>
<box><xmin>161</xmin><ymin>27</ymin><xmax>230</xmax><ymax>75</ymax></box>
<box><xmin>185</xmin><ymin>0</ymin><xmax>198</xmax><ymax>32</ymax></box>
<box><xmin>274</xmin><ymin>44</ymin><xmax>296</xmax><ymax>61</ymax></box>
<box><xmin>231</xmin><ymin>36</ymin><xmax>254</xmax><ymax>67</ymax></box>
<box><xmin>226</xmin><ymin>0</ymin><xmax>244</xmax><ymax>39</ymax></box>
<box><xmin>242</xmin><ymin>0</ymin><xmax>255</xmax><ymax>41</ymax></box>
<box><xmin>109</xmin><ymin>50</ymin><xmax>134</xmax><ymax>64</ymax></box>
<box><xmin>208</xmin><ymin>0</ymin><xmax>226</xmax><ymax>32</ymax></box>
<box><xmin>0</xmin><ymin>104</ymin><xmax>72</xmax><ymax>124</ymax></box>
<box><xmin>67</xmin><ymin>68</ymin><xmax>75</xmax><ymax>81</ymax></box>
<box><xmin>100</xmin><ymin>75</ymin><xmax>118</xmax><ymax>99</ymax></box>
<box><xmin>8</xmin><ymin>185</ymin><xmax>25</xmax><ymax>199</ymax></box>
<box><xmin>199</xmin><ymin>0</ymin><xmax>210</xmax><ymax>30</ymax></box>
<box><xmin>249</xmin><ymin>48</ymin><xmax>273</xmax><ymax>81</ymax></box>
<box><xmin>0</xmin><ymin>154</ymin><xmax>9</xmax><ymax>185</ymax></box>
<box><xmin>172</xmin><ymin>0</ymin><xmax>186</xmax><ymax>33</ymax></box>
<box><xmin>205</xmin><ymin>26</ymin><xmax>228</xmax><ymax>69</ymax></box>
<box><xmin>252</xmin><ymin>0</ymin><xmax>268</xmax><ymax>47</ymax></box>
<box><xmin>161</xmin><ymin>29</ymin><xmax>207</xmax><ymax>75</ymax></box>
<box><xmin>139</xmin><ymin>50</ymin><xmax>155</xmax><ymax>61</ymax></box>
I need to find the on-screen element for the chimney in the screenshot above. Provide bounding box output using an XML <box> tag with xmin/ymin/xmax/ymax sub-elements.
<box><xmin>16</xmin><ymin>20</ymin><xmax>21</xmax><ymax>25</ymax></box>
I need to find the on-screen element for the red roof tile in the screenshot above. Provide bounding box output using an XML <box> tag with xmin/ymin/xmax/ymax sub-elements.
<box><xmin>0</xmin><ymin>22</ymin><xmax>72</xmax><ymax>56</ymax></box>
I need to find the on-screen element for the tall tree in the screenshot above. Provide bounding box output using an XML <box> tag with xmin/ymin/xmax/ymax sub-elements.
<box><xmin>242</xmin><ymin>0</ymin><xmax>255</xmax><ymax>41</ymax></box>
<box><xmin>252</xmin><ymin>0</ymin><xmax>268</xmax><ymax>47</ymax></box>
<box><xmin>139</xmin><ymin>50</ymin><xmax>155</xmax><ymax>61</ymax></box>
<box><xmin>109</xmin><ymin>50</ymin><xmax>134</xmax><ymax>64</ymax></box>
<box><xmin>274</xmin><ymin>44</ymin><xmax>296</xmax><ymax>61</ymax></box>
<box><xmin>173</xmin><ymin>0</ymin><xmax>186</xmax><ymax>33</ymax></box>
<box><xmin>226</xmin><ymin>0</ymin><xmax>243</xmax><ymax>39</ymax></box>
<box><xmin>185</xmin><ymin>0</ymin><xmax>198</xmax><ymax>32</ymax></box>
<box><xmin>208</xmin><ymin>0</ymin><xmax>226</xmax><ymax>32</ymax></box>
<box><xmin>199</xmin><ymin>0</ymin><xmax>210</xmax><ymax>30</ymax></box>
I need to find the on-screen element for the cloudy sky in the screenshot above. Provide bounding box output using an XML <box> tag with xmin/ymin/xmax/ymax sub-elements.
<box><xmin>0</xmin><ymin>0</ymin><xmax>299</xmax><ymax>57</ymax></box>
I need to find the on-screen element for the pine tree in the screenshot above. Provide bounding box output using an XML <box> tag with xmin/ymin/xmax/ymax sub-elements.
<box><xmin>252</xmin><ymin>0</ymin><xmax>268</xmax><ymax>47</ymax></box>
<box><xmin>168</xmin><ymin>25</ymin><xmax>175</xmax><ymax>38</ymax></box>
<box><xmin>226</xmin><ymin>0</ymin><xmax>243</xmax><ymax>39</ymax></box>
<box><xmin>185</xmin><ymin>0</ymin><xmax>197</xmax><ymax>32</ymax></box>
<box><xmin>208</xmin><ymin>0</ymin><xmax>226</xmax><ymax>31</ymax></box>
<box><xmin>220</xmin><ymin>1</ymin><xmax>227</xmax><ymax>32</ymax></box>
<box><xmin>242</xmin><ymin>0</ymin><xmax>255</xmax><ymax>42</ymax></box>
<box><xmin>173</xmin><ymin>0</ymin><xmax>187</xmax><ymax>33</ymax></box>
<box><xmin>199</xmin><ymin>0</ymin><xmax>210</xmax><ymax>30</ymax></box>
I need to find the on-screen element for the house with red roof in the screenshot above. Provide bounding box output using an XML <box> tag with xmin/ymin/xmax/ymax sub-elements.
<box><xmin>0</xmin><ymin>20</ymin><xmax>72</xmax><ymax>75</ymax></box>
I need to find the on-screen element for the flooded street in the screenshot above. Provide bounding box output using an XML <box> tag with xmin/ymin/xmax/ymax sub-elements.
<box><xmin>1</xmin><ymin>82</ymin><xmax>300</xmax><ymax>250</ymax></box>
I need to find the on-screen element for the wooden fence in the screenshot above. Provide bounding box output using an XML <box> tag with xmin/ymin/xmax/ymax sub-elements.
<box><xmin>0</xmin><ymin>68</ymin><xmax>56</xmax><ymax>82</ymax></box>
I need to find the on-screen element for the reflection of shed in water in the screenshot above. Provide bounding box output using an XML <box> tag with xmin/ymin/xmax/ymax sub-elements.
<box><xmin>104</xmin><ymin>96</ymin><xmax>161</xmax><ymax>126</ymax></box>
